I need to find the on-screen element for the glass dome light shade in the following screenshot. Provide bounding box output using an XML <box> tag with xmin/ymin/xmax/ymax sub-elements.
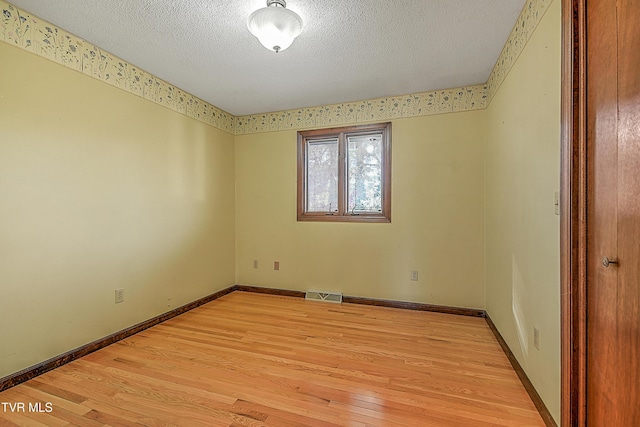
<box><xmin>247</xmin><ymin>5</ymin><xmax>303</xmax><ymax>52</ymax></box>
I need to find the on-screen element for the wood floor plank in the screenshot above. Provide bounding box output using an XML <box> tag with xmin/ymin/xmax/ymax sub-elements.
<box><xmin>0</xmin><ymin>292</ymin><xmax>545</xmax><ymax>426</ymax></box>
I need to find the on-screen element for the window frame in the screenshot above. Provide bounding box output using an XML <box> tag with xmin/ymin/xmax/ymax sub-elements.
<box><xmin>297</xmin><ymin>122</ymin><xmax>391</xmax><ymax>223</ymax></box>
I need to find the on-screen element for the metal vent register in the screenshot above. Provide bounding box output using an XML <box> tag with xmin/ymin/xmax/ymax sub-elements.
<box><xmin>305</xmin><ymin>290</ymin><xmax>343</xmax><ymax>303</ymax></box>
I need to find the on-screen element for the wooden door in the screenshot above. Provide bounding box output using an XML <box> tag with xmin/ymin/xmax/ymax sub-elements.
<box><xmin>586</xmin><ymin>0</ymin><xmax>640</xmax><ymax>424</ymax></box>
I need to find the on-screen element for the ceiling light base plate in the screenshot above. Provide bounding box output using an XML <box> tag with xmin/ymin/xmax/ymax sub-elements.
<box><xmin>267</xmin><ymin>0</ymin><xmax>286</xmax><ymax>8</ymax></box>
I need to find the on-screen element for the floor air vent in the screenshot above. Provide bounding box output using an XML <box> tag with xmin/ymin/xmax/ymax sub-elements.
<box><xmin>305</xmin><ymin>290</ymin><xmax>343</xmax><ymax>303</ymax></box>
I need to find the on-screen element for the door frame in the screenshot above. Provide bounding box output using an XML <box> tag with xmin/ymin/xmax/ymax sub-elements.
<box><xmin>560</xmin><ymin>0</ymin><xmax>587</xmax><ymax>425</ymax></box>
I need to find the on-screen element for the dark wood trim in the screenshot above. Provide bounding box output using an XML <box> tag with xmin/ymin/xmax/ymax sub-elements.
<box><xmin>297</xmin><ymin>122</ymin><xmax>392</xmax><ymax>223</ymax></box>
<box><xmin>234</xmin><ymin>285</ymin><xmax>484</xmax><ymax>317</ymax></box>
<box><xmin>2</xmin><ymin>284</ymin><xmax>484</xmax><ymax>392</ymax></box>
<box><xmin>485</xmin><ymin>314</ymin><xmax>558</xmax><ymax>427</ymax></box>
<box><xmin>560</xmin><ymin>0</ymin><xmax>587</xmax><ymax>425</ymax></box>
<box><xmin>344</xmin><ymin>293</ymin><xmax>560</xmax><ymax>425</ymax></box>
<box><xmin>342</xmin><ymin>295</ymin><xmax>485</xmax><ymax>317</ymax></box>
<box><xmin>235</xmin><ymin>285</ymin><xmax>306</xmax><ymax>298</ymax></box>
<box><xmin>1</xmin><ymin>281</ymin><xmax>556</xmax><ymax>427</ymax></box>
<box><xmin>235</xmin><ymin>285</ymin><xmax>485</xmax><ymax>317</ymax></box>
<box><xmin>294</xmin><ymin>214</ymin><xmax>392</xmax><ymax>223</ymax></box>
<box><xmin>0</xmin><ymin>285</ymin><xmax>238</xmax><ymax>393</ymax></box>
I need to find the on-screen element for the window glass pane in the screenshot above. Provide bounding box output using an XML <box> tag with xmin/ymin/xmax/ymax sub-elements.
<box><xmin>307</xmin><ymin>138</ymin><xmax>339</xmax><ymax>212</ymax></box>
<box><xmin>347</xmin><ymin>133</ymin><xmax>383</xmax><ymax>213</ymax></box>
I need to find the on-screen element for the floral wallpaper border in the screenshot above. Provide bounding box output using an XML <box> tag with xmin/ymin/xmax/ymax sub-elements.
<box><xmin>236</xmin><ymin>0</ymin><xmax>553</xmax><ymax>135</ymax></box>
<box><xmin>486</xmin><ymin>0</ymin><xmax>553</xmax><ymax>103</ymax></box>
<box><xmin>2</xmin><ymin>0</ymin><xmax>552</xmax><ymax>136</ymax></box>
<box><xmin>0</xmin><ymin>0</ymin><xmax>235</xmax><ymax>134</ymax></box>
<box><xmin>235</xmin><ymin>85</ymin><xmax>487</xmax><ymax>135</ymax></box>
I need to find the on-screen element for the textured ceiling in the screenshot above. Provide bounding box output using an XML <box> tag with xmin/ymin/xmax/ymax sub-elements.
<box><xmin>8</xmin><ymin>0</ymin><xmax>527</xmax><ymax>116</ymax></box>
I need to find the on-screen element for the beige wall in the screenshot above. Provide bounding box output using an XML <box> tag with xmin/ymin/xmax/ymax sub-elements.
<box><xmin>235</xmin><ymin>112</ymin><xmax>486</xmax><ymax>308</ymax></box>
<box><xmin>0</xmin><ymin>43</ymin><xmax>236</xmax><ymax>378</ymax></box>
<box><xmin>485</xmin><ymin>0</ymin><xmax>561</xmax><ymax>421</ymax></box>
<box><xmin>2</xmin><ymin>2</ymin><xmax>561</xmax><ymax>420</ymax></box>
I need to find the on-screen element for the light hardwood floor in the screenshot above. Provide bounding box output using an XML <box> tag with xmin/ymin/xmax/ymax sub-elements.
<box><xmin>0</xmin><ymin>292</ymin><xmax>545</xmax><ymax>426</ymax></box>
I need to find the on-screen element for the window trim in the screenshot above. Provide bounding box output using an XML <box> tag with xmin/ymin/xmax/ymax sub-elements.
<box><xmin>297</xmin><ymin>122</ymin><xmax>391</xmax><ymax>223</ymax></box>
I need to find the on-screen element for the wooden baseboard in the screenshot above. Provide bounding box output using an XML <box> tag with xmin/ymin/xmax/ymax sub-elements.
<box><xmin>0</xmin><ymin>282</ymin><xmax>557</xmax><ymax>427</ymax></box>
<box><xmin>0</xmin><ymin>285</ymin><xmax>238</xmax><ymax>392</ymax></box>
<box><xmin>235</xmin><ymin>284</ymin><xmax>306</xmax><ymax>298</ymax></box>
<box><xmin>343</xmin><ymin>295</ymin><xmax>485</xmax><ymax>317</ymax></box>
<box><xmin>222</xmin><ymin>287</ymin><xmax>557</xmax><ymax>426</ymax></box>
<box><xmin>484</xmin><ymin>314</ymin><xmax>558</xmax><ymax>427</ymax></box>
<box><xmin>235</xmin><ymin>285</ymin><xmax>485</xmax><ymax>317</ymax></box>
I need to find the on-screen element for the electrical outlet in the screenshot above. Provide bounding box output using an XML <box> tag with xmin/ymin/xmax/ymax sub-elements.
<box><xmin>533</xmin><ymin>327</ymin><xmax>540</xmax><ymax>350</ymax></box>
<box><xmin>411</xmin><ymin>271</ymin><xmax>419</xmax><ymax>281</ymax></box>
<box><xmin>253</xmin><ymin>260</ymin><xmax>259</xmax><ymax>269</ymax></box>
<box><xmin>115</xmin><ymin>288</ymin><xmax>124</xmax><ymax>304</ymax></box>
<box><xmin>274</xmin><ymin>261</ymin><xmax>280</xmax><ymax>271</ymax></box>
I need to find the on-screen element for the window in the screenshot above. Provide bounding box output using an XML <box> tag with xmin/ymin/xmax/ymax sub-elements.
<box><xmin>297</xmin><ymin>122</ymin><xmax>391</xmax><ymax>222</ymax></box>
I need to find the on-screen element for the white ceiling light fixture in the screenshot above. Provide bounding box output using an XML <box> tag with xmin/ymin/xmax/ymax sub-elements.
<box><xmin>247</xmin><ymin>0</ymin><xmax>303</xmax><ymax>53</ymax></box>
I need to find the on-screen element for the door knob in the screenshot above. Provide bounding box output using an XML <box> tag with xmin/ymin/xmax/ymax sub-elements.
<box><xmin>602</xmin><ymin>256</ymin><xmax>618</xmax><ymax>268</ymax></box>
